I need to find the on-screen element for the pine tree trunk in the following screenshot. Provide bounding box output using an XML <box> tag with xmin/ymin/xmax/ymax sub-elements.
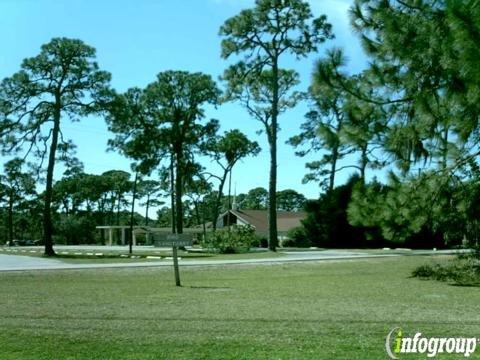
<box><xmin>128</xmin><ymin>172</ymin><xmax>138</xmax><ymax>254</ymax></box>
<box><xmin>175</xmin><ymin>152</ymin><xmax>183</xmax><ymax>234</ymax></box>
<box><xmin>212</xmin><ymin>172</ymin><xmax>228</xmax><ymax>231</ymax></box>
<box><xmin>170</xmin><ymin>155</ymin><xmax>176</xmax><ymax>234</ymax></box>
<box><xmin>43</xmin><ymin>100</ymin><xmax>61</xmax><ymax>256</ymax></box>
<box><xmin>116</xmin><ymin>194</ymin><xmax>121</xmax><ymax>226</ymax></box>
<box><xmin>442</xmin><ymin>126</ymin><xmax>449</xmax><ymax>170</ymax></box>
<box><xmin>329</xmin><ymin>147</ymin><xmax>338</xmax><ymax>193</ymax></box>
<box><xmin>193</xmin><ymin>201</ymin><xmax>203</xmax><ymax>229</ymax></box>
<box><xmin>360</xmin><ymin>144</ymin><xmax>368</xmax><ymax>182</ymax></box>
<box><xmin>268</xmin><ymin>60</ymin><xmax>279</xmax><ymax>251</ymax></box>
<box><xmin>227</xmin><ymin>168</ymin><xmax>234</xmax><ymax>232</ymax></box>
<box><xmin>145</xmin><ymin>195</ymin><xmax>150</xmax><ymax>227</ymax></box>
<box><xmin>8</xmin><ymin>191</ymin><xmax>14</xmax><ymax>243</ymax></box>
<box><xmin>201</xmin><ymin>202</ymin><xmax>207</xmax><ymax>242</ymax></box>
<box><xmin>109</xmin><ymin>197</ymin><xmax>115</xmax><ymax>225</ymax></box>
<box><xmin>268</xmin><ymin>139</ymin><xmax>278</xmax><ymax>250</ymax></box>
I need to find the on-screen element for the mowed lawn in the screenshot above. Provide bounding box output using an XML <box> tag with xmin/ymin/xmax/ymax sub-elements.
<box><xmin>1</xmin><ymin>256</ymin><xmax>479</xmax><ymax>359</ymax></box>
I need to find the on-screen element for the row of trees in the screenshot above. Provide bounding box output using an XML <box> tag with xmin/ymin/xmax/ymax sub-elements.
<box><xmin>0</xmin><ymin>164</ymin><xmax>161</xmax><ymax>244</ymax></box>
<box><xmin>2</xmin><ymin>0</ymin><xmax>479</xmax><ymax>253</ymax></box>
<box><xmin>1</xmin><ymin>0</ymin><xmax>335</xmax><ymax>255</ymax></box>
<box><xmin>0</xmin><ymin>157</ymin><xmax>307</xmax><ymax>244</ymax></box>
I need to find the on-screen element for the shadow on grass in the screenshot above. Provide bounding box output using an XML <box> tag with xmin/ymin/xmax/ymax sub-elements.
<box><xmin>450</xmin><ymin>283</ymin><xmax>480</xmax><ymax>287</ymax></box>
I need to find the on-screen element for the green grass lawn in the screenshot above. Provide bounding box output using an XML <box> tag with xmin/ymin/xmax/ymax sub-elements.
<box><xmin>0</xmin><ymin>256</ymin><xmax>479</xmax><ymax>359</ymax></box>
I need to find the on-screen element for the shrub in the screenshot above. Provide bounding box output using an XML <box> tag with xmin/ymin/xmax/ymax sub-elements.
<box><xmin>202</xmin><ymin>225</ymin><xmax>255</xmax><ymax>254</ymax></box>
<box><xmin>412</xmin><ymin>256</ymin><xmax>480</xmax><ymax>286</ymax></box>
<box><xmin>411</xmin><ymin>263</ymin><xmax>450</xmax><ymax>281</ymax></box>
<box><xmin>282</xmin><ymin>227</ymin><xmax>311</xmax><ymax>248</ymax></box>
<box><xmin>458</xmin><ymin>245</ymin><xmax>480</xmax><ymax>260</ymax></box>
<box><xmin>302</xmin><ymin>175</ymin><xmax>377</xmax><ymax>248</ymax></box>
<box><xmin>250</xmin><ymin>235</ymin><xmax>268</xmax><ymax>248</ymax></box>
<box><xmin>411</xmin><ymin>264</ymin><xmax>437</xmax><ymax>278</ymax></box>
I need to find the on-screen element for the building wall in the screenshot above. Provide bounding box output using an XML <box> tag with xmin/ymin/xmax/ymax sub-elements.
<box><xmin>217</xmin><ymin>213</ymin><xmax>252</xmax><ymax>228</ymax></box>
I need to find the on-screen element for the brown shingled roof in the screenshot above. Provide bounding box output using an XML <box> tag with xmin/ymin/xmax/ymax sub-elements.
<box><xmin>230</xmin><ymin>209</ymin><xmax>306</xmax><ymax>234</ymax></box>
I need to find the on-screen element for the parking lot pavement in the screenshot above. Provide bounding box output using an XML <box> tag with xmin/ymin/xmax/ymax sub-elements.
<box><xmin>0</xmin><ymin>250</ymin><xmax>399</xmax><ymax>272</ymax></box>
<box><xmin>0</xmin><ymin>248</ymin><xmax>461</xmax><ymax>272</ymax></box>
<box><xmin>0</xmin><ymin>254</ymin><xmax>67</xmax><ymax>271</ymax></box>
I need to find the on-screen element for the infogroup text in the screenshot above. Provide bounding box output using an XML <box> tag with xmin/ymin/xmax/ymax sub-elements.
<box><xmin>385</xmin><ymin>328</ymin><xmax>478</xmax><ymax>358</ymax></box>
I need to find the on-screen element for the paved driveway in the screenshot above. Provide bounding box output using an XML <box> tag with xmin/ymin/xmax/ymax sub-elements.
<box><xmin>0</xmin><ymin>250</ymin><xmax>399</xmax><ymax>272</ymax></box>
<box><xmin>0</xmin><ymin>254</ymin><xmax>67</xmax><ymax>271</ymax></box>
<box><xmin>0</xmin><ymin>248</ymin><xmax>459</xmax><ymax>272</ymax></box>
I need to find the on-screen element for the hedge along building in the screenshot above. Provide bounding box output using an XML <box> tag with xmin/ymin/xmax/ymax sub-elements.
<box><xmin>216</xmin><ymin>209</ymin><xmax>306</xmax><ymax>244</ymax></box>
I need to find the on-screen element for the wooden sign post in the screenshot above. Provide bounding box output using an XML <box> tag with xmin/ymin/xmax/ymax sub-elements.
<box><xmin>172</xmin><ymin>243</ymin><xmax>181</xmax><ymax>287</ymax></box>
<box><xmin>157</xmin><ymin>234</ymin><xmax>192</xmax><ymax>287</ymax></box>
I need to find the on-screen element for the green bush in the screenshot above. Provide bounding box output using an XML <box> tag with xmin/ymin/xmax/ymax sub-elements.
<box><xmin>412</xmin><ymin>257</ymin><xmax>480</xmax><ymax>286</ymax></box>
<box><xmin>412</xmin><ymin>263</ymin><xmax>450</xmax><ymax>281</ymax></box>
<box><xmin>202</xmin><ymin>225</ymin><xmax>255</xmax><ymax>254</ymax></box>
<box><xmin>302</xmin><ymin>175</ymin><xmax>381</xmax><ymax>248</ymax></box>
<box><xmin>458</xmin><ymin>245</ymin><xmax>480</xmax><ymax>260</ymax></box>
<box><xmin>282</xmin><ymin>227</ymin><xmax>311</xmax><ymax>248</ymax></box>
<box><xmin>250</xmin><ymin>235</ymin><xmax>268</xmax><ymax>248</ymax></box>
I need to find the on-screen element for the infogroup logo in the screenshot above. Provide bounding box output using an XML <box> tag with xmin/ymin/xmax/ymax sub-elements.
<box><xmin>385</xmin><ymin>328</ymin><xmax>478</xmax><ymax>359</ymax></box>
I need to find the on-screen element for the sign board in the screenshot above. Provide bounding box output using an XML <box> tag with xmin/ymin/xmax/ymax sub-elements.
<box><xmin>150</xmin><ymin>233</ymin><xmax>189</xmax><ymax>286</ymax></box>
<box><xmin>153</xmin><ymin>233</ymin><xmax>193</xmax><ymax>247</ymax></box>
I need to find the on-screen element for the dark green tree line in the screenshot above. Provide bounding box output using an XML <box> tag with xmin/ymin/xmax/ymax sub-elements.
<box><xmin>0</xmin><ymin>159</ymin><xmax>36</xmax><ymax>243</ymax></box>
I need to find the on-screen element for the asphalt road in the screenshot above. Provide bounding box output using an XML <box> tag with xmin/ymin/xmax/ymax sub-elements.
<box><xmin>0</xmin><ymin>253</ymin><xmax>67</xmax><ymax>271</ymax></box>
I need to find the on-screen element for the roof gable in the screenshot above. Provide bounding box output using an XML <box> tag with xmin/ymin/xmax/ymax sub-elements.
<box><xmin>227</xmin><ymin>209</ymin><xmax>306</xmax><ymax>233</ymax></box>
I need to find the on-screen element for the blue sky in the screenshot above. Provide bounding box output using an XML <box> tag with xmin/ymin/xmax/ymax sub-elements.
<box><xmin>0</xmin><ymin>0</ymin><xmax>368</xmax><ymax>202</ymax></box>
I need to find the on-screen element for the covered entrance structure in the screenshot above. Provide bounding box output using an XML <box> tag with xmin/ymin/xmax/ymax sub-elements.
<box><xmin>95</xmin><ymin>226</ymin><xmax>204</xmax><ymax>246</ymax></box>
